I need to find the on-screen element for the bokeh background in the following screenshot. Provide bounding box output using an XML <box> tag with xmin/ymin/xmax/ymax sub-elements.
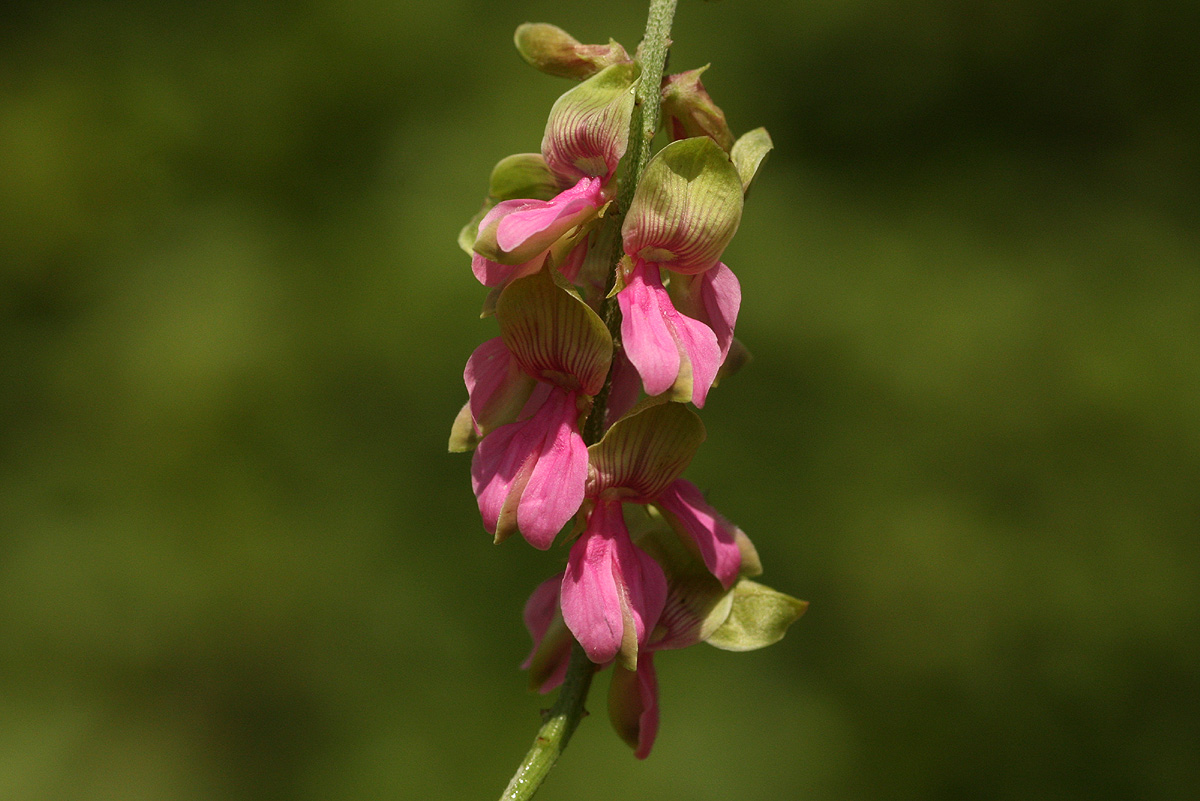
<box><xmin>3</xmin><ymin>1</ymin><xmax>1198</xmax><ymax>799</ymax></box>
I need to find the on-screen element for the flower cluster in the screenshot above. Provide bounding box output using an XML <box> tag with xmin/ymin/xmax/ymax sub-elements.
<box><xmin>450</xmin><ymin>23</ymin><xmax>804</xmax><ymax>759</ymax></box>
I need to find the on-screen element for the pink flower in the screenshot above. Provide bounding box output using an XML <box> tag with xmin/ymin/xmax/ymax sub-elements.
<box><xmin>560</xmin><ymin>500</ymin><xmax>668</xmax><ymax>666</ymax></box>
<box><xmin>618</xmin><ymin>258</ymin><xmax>722</xmax><ymax>407</ymax></box>
<box><xmin>471</xmin><ymin>383</ymin><xmax>588</xmax><ymax>550</ymax></box>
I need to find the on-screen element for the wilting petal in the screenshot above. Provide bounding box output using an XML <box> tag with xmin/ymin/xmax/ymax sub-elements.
<box><xmin>608</xmin><ymin>653</ymin><xmax>660</xmax><ymax>760</ymax></box>
<box><xmin>474</xmin><ymin>178</ymin><xmax>604</xmax><ymax>266</ymax></box>
<box><xmin>471</xmin><ymin>387</ymin><xmax>585</xmax><ymax>549</ymax></box>
<box><xmin>561</xmin><ymin>501</ymin><xmax>668</xmax><ymax>668</ymax></box>
<box><xmin>619</xmin><ymin>260</ymin><xmax>721</xmax><ymax>406</ymax></box>
<box><xmin>522</xmin><ymin>572</ymin><xmax>573</xmax><ymax>693</ymax></box>
<box><xmin>654</xmin><ymin>479</ymin><xmax>742</xmax><ymax>589</ymax></box>
<box><xmin>465</xmin><ymin>338</ymin><xmax>537</xmax><ymax>436</ymax></box>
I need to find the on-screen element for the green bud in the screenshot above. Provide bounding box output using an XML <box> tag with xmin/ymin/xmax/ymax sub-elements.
<box><xmin>515</xmin><ymin>23</ymin><xmax>632</xmax><ymax>81</ymax></box>
<box><xmin>705</xmin><ymin>579</ymin><xmax>808</xmax><ymax>652</ymax></box>
<box><xmin>661</xmin><ymin>66</ymin><xmax>735</xmax><ymax>152</ymax></box>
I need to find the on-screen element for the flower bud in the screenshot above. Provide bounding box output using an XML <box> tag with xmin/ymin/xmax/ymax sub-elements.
<box><xmin>542</xmin><ymin>63</ymin><xmax>638</xmax><ymax>185</ymax></box>
<box><xmin>622</xmin><ymin>137</ymin><xmax>744</xmax><ymax>275</ymax></box>
<box><xmin>515</xmin><ymin>23</ymin><xmax>632</xmax><ymax>81</ymax></box>
<box><xmin>661</xmin><ymin>66</ymin><xmax>734</xmax><ymax>152</ymax></box>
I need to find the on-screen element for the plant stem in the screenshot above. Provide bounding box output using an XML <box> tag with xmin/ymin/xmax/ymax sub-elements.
<box><xmin>498</xmin><ymin>2</ymin><xmax>678</xmax><ymax>799</ymax></box>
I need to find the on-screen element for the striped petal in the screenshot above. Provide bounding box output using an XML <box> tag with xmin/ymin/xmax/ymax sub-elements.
<box><xmin>542</xmin><ymin>63</ymin><xmax>637</xmax><ymax>184</ymax></box>
<box><xmin>588</xmin><ymin>400</ymin><xmax>705</xmax><ymax>501</ymax></box>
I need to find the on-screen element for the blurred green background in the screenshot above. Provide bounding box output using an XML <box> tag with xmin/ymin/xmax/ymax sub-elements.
<box><xmin>2</xmin><ymin>1</ymin><xmax>1198</xmax><ymax>799</ymax></box>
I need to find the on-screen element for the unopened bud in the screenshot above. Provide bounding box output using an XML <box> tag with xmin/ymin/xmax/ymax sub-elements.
<box><xmin>661</xmin><ymin>66</ymin><xmax>734</xmax><ymax>152</ymax></box>
<box><xmin>515</xmin><ymin>23</ymin><xmax>632</xmax><ymax>81</ymax></box>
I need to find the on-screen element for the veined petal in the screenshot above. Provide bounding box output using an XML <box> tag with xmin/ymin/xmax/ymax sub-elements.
<box><xmin>464</xmin><ymin>337</ymin><xmax>537</xmax><ymax>436</ymax></box>
<box><xmin>471</xmin><ymin>387</ymin><xmax>585</xmax><ymax>548</ymax></box>
<box><xmin>542</xmin><ymin>63</ymin><xmax>638</xmax><ymax>184</ymax></box>
<box><xmin>608</xmin><ymin>654</ymin><xmax>660</xmax><ymax>760</ymax></box>
<box><xmin>473</xmin><ymin>178</ymin><xmax>604</xmax><ymax>266</ymax></box>
<box><xmin>588</xmin><ymin>400</ymin><xmax>705</xmax><ymax>501</ymax></box>
<box><xmin>654</xmin><ymin>479</ymin><xmax>742</xmax><ymax>589</ymax></box>
<box><xmin>497</xmin><ymin>267</ymin><xmax>613</xmax><ymax>395</ymax></box>
<box><xmin>622</xmin><ymin>137</ymin><xmax>744</xmax><ymax>275</ymax></box>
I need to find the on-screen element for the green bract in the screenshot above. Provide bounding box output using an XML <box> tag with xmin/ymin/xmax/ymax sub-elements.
<box><xmin>622</xmin><ymin>136</ymin><xmax>744</xmax><ymax>274</ymax></box>
<box><xmin>496</xmin><ymin>267</ymin><xmax>613</xmax><ymax>396</ymax></box>
<box><xmin>705</xmin><ymin>579</ymin><xmax>808</xmax><ymax>652</ymax></box>
<box><xmin>730</xmin><ymin>127</ymin><xmax>773</xmax><ymax>196</ymax></box>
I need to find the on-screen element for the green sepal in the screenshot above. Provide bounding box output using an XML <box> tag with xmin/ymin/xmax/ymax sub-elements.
<box><xmin>496</xmin><ymin>267</ymin><xmax>613</xmax><ymax>396</ymax></box>
<box><xmin>730</xmin><ymin>127</ymin><xmax>773</xmax><ymax>196</ymax></box>
<box><xmin>458</xmin><ymin>200</ymin><xmax>494</xmax><ymax>256</ymax></box>
<box><xmin>705</xmin><ymin>579</ymin><xmax>807</xmax><ymax>652</ymax></box>
<box><xmin>448</xmin><ymin>402</ymin><xmax>480</xmax><ymax>453</ymax></box>
<box><xmin>589</xmin><ymin>401</ymin><xmax>706</xmax><ymax>500</ymax></box>
<box><xmin>607</xmin><ymin>661</ymin><xmax>643</xmax><ymax>751</ymax></box>
<box><xmin>489</xmin><ymin>153</ymin><xmax>559</xmax><ymax>202</ymax></box>
<box><xmin>623</xmin><ymin>137</ymin><xmax>744</xmax><ymax>275</ymax></box>
<box><xmin>514</xmin><ymin>23</ymin><xmax>632</xmax><ymax>81</ymax></box>
<box><xmin>713</xmin><ymin>337</ymin><xmax>752</xmax><ymax>386</ymax></box>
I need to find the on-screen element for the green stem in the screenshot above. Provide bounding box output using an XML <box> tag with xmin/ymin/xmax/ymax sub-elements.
<box><xmin>498</xmin><ymin>2</ymin><xmax>678</xmax><ymax>799</ymax></box>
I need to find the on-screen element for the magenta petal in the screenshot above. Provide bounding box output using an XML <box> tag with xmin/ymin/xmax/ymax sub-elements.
<box><xmin>633</xmin><ymin>654</ymin><xmax>660</xmax><ymax>759</ymax></box>
<box><xmin>470</xmin><ymin>387</ymin><xmax>585</xmax><ymax>548</ymax></box>
<box><xmin>699</xmin><ymin>262</ymin><xmax>741</xmax><ymax>361</ymax></box>
<box><xmin>668</xmin><ymin>307</ymin><xmax>720</xmax><ymax>408</ymax></box>
<box><xmin>465</xmin><ymin>337</ymin><xmax>532</xmax><ymax>432</ymax></box>
<box><xmin>618</xmin><ymin>261</ymin><xmax>681</xmax><ymax>397</ymax></box>
<box><xmin>495</xmin><ymin>178</ymin><xmax>602</xmax><ymax>254</ymax></box>
<box><xmin>562</xmin><ymin>516</ymin><xmax>625</xmax><ymax>664</ymax></box>
<box><xmin>612</xmin><ymin>519</ymin><xmax>669</xmax><ymax>646</ymax></box>
<box><xmin>518</xmin><ymin>390</ymin><xmax>588</xmax><ymax>549</ymax></box>
<box><xmin>655</xmin><ymin>479</ymin><xmax>741</xmax><ymax>588</ymax></box>
<box><xmin>471</xmin><ymin>251</ymin><xmax>543</xmax><ymax>288</ymax></box>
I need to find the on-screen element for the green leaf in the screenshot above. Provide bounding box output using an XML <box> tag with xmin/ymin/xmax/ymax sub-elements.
<box><xmin>730</xmin><ymin>127</ymin><xmax>773</xmax><ymax>196</ymax></box>
<box><xmin>705</xmin><ymin>579</ymin><xmax>807</xmax><ymax>652</ymax></box>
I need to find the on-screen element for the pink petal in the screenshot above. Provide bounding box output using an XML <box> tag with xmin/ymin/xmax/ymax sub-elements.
<box><xmin>471</xmin><ymin>251</ymin><xmax>544</xmax><ymax>288</ymax></box>
<box><xmin>633</xmin><ymin>655</ymin><xmax>660</xmax><ymax>759</ymax></box>
<box><xmin>618</xmin><ymin>260</ymin><xmax>681</xmax><ymax>397</ymax></box>
<box><xmin>699</xmin><ymin>262</ymin><xmax>741</xmax><ymax>362</ymax></box>
<box><xmin>465</xmin><ymin>338</ymin><xmax>535</xmax><ymax>434</ymax></box>
<box><xmin>562</xmin><ymin>511</ymin><xmax>625</xmax><ymax>664</ymax></box>
<box><xmin>494</xmin><ymin>178</ymin><xmax>602</xmax><ymax>254</ymax></box>
<box><xmin>470</xmin><ymin>387</ymin><xmax>585</xmax><ymax>548</ymax></box>
<box><xmin>668</xmin><ymin>307</ymin><xmax>720</xmax><ymax>408</ymax></box>
<box><xmin>521</xmin><ymin>572</ymin><xmax>572</xmax><ymax>694</ymax></box>
<box><xmin>561</xmin><ymin>500</ymin><xmax>667</xmax><ymax>666</ymax></box>
<box><xmin>518</xmin><ymin>390</ymin><xmax>589</xmax><ymax>549</ymax></box>
<box><xmin>655</xmin><ymin>479</ymin><xmax>741</xmax><ymax>588</ymax></box>
<box><xmin>618</xmin><ymin>260</ymin><xmax>721</xmax><ymax>407</ymax></box>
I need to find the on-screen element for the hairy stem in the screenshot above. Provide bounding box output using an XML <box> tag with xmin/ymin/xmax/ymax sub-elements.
<box><xmin>498</xmin><ymin>2</ymin><xmax>678</xmax><ymax>799</ymax></box>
